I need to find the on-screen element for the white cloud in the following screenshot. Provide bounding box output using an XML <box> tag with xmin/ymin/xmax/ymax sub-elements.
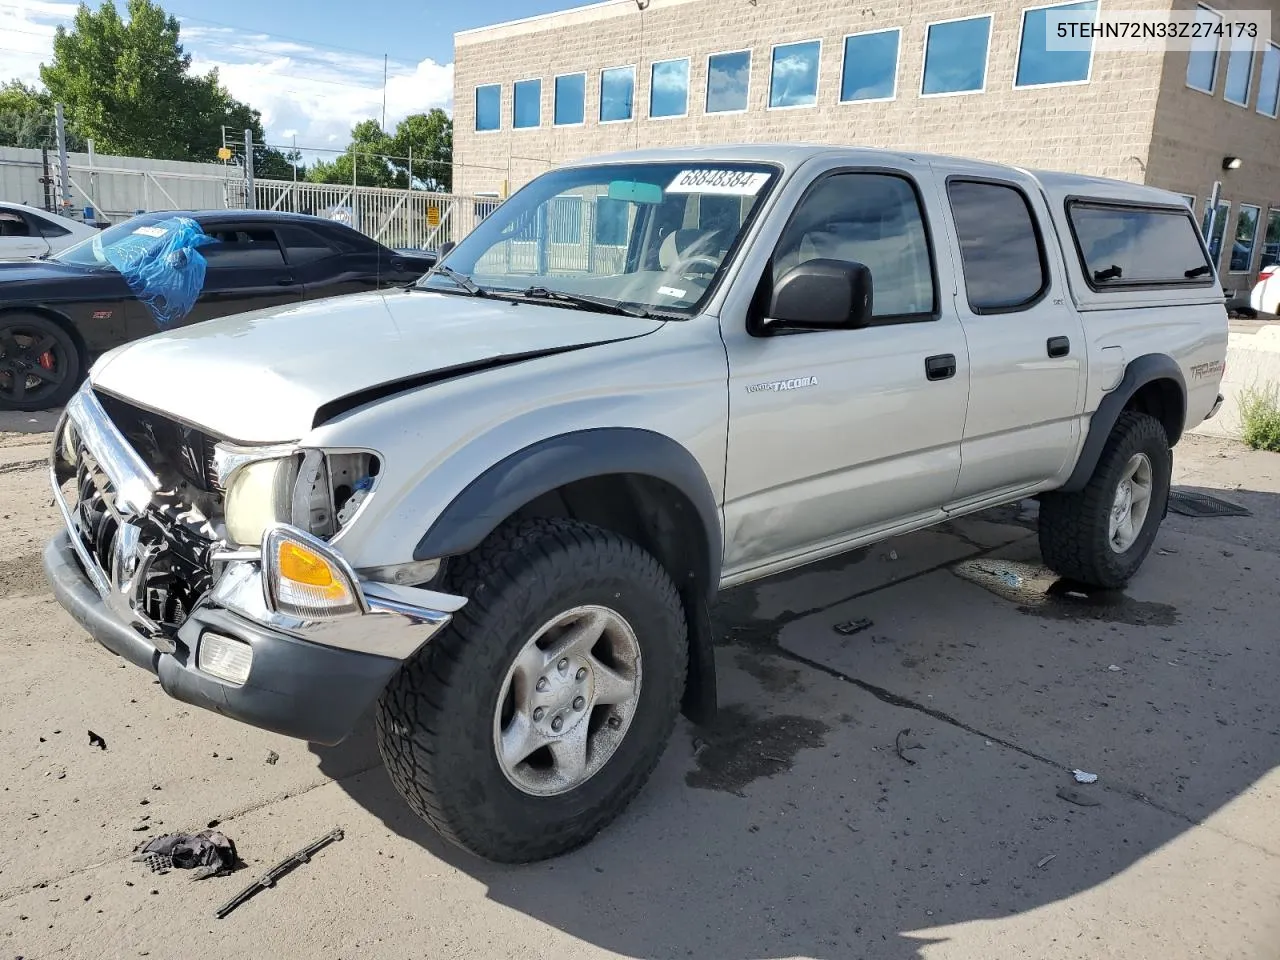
<box><xmin>0</xmin><ymin>0</ymin><xmax>453</xmax><ymax>154</ymax></box>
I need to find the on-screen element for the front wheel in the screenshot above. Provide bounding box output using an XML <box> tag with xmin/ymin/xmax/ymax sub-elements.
<box><xmin>1038</xmin><ymin>411</ymin><xmax>1172</xmax><ymax>589</ymax></box>
<box><xmin>0</xmin><ymin>313</ymin><xmax>82</xmax><ymax>412</ymax></box>
<box><xmin>376</xmin><ymin>517</ymin><xmax>688</xmax><ymax>863</ymax></box>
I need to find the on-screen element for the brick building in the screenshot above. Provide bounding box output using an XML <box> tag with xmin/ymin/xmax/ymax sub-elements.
<box><xmin>453</xmin><ymin>0</ymin><xmax>1280</xmax><ymax>285</ymax></box>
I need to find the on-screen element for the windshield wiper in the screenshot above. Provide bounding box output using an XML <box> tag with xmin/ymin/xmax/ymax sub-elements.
<box><xmin>510</xmin><ymin>286</ymin><xmax>651</xmax><ymax>318</ymax></box>
<box><xmin>425</xmin><ymin>264</ymin><xmax>485</xmax><ymax>296</ymax></box>
<box><xmin>1184</xmin><ymin>264</ymin><xmax>1213</xmax><ymax>279</ymax></box>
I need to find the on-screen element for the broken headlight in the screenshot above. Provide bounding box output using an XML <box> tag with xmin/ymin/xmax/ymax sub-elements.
<box><xmin>216</xmin><ymin>445</ymin><xmax>381</xmax><ymax>548</ymax></box>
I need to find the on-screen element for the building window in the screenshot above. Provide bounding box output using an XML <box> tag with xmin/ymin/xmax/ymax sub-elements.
<box><xmin>1015</xmin><ymin>0</ymin><xmax>1096</xmax><ymax>87</ymax></box>
<box><xmin>513</xmin><ymin>79</ymin><xmax>541</xmax><ymax>129</ymax></box>
<box><xmin>600</xmin><ymin>66</ymin><xmax>635</xmax><ymax>122</ymax></box>
<box><xmin>841</xmin><ymin>29</ymin><xmax>900</xmax><ymax>102</ymax></box>
<box><xmin>1202</xmin><ymin>199</ymin><xmax>1230</xmax><ymax>265</ymax></box>
<box><xmin>1256</xmin><ymin>43</ymin><xmax>1280</xmax><ymax>117</ymax></box>
<box><xmin>555</xmin><ymin>73</ymin><xmax>586</xmax><ymax>126</ymax></box>
<box><xmin>769</xmin><ymin>40</ymin><xmax>822</xmax><ymax>108</ymax></box>
<box><xmin>1223</xmin><ymin>36</ymin><xmax>1255</xmax><ymax>106</ymax></box>
<box><xmin>922</xmin><ymin>16</ymin><xmax>992</xmax><ymax>95</ymax></box>
<box><xmin>1261</xmin><ymin>208</ymin><xmax>1280</xmax><ymax>266</ymax></box>
<box><xmin>1186</xmin><ymin>4</ymin><xmax>1223</xmax><ymax>94</ymax></box>
<box><xmin>650</xmin><ymin>58</ymin><xmax>690</xmax><ymax>118</ymax></box>
<box><xmin>1069</xmin><ymin>202</ymin><xmax>1215</xmax><ymax>289</ymax></box>
<box><xmin>947</xmin><ymin>180</ymin><xmax>1048</xmax><ymax>312</ymax></box>
<box><xmin>707</xmin><ymin>50</ymin><xmax>752</xmax><ymax>113</ymax></box>
<box><xmin>475</xmin><ymin>84</ymin><xmax>501</xmax><ymax>132</ymax></box>
<box><xmin>1230</xmin><ymin>204</ymin><xmax>1261</xmax><ymax>272</ymax></box>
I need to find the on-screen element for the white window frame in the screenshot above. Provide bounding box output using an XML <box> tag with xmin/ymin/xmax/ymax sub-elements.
<box><xmin>1179</xmin><ymin>193</ymin><xmax>1196</xmax><ymax>211</ymax></box>
<box><xmin>1261</xmin><ymin>206</ymin><xmax>1280</xmax><ymax>266</ymax></box>
<box><xmin>705</xmin><ymin>48</ymin><xmax>753</xmax><ymax>115</ymax></box>
<box><xmin>1223</xmin><ymin>37</ymin><xmax>1255</xmax><ymax>107</ymax></box>
<box><xmin>920</xmin><ymin>14</ymin><xmax>993</xmax><ymax>98</ymax></box>
<box><xmin>474</xmin><ymin>83</ymin><xmax>503</xmax><ymax>134</ymax></box>
<box><xmin>649</xmin><ymin>57</ymin><xmax>691</xmax><ymax>120</ymax></box>
<box><xmin>1229</xmin><ymin>203</ymin><xmax>1262</xmax><ymax>274</ymax></box>
<box><xmin>1012</xmin><ymin>0</ymin><xmax>1100</xmax><ymax>90</ymax></box>
<box><xmin>553</xmin><ymin>72</ymin><xmax>587</xmax><ymax>128</ymax></box>
<box><xmin>767</xmin><ymin>38</ymin><xmax>824</xmax><ymax>111</ymax></box>
<box><xmin>839</xmin><ymin>28</ymin><xmax>901</xmax><ymax>104</ymax></box>
<box><xmin>511</xmin><ymin>77</ymin><xmax>542</xmax><ymax>130</ymax></box>
<box><xmin>1186</xmin><ymin>3</ymin><xmax>1224</xmax><ymax>95</ymax></box>
<box><xmin>1256</xmin><ymin>42</ymin><xmax>1280</xmax><ymax>117</ymax></box>
<box><xmin>598</xmin><ymin>64</ymin><xmax>637</xmax><ymax>124</ymax></box>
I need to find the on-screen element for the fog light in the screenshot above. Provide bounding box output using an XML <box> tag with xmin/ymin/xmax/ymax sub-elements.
<box><xmin>198</xmin><ymin>632</ymin><xmax>253</xmax><ymax>685</ymax></box>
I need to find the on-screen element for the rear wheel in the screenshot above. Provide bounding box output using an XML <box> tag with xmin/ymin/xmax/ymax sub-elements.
<box><xmin>376</xmin><ymin>517</ymin><xmax>688</xmax><ymax>863</ymax></box>
<box><xmin>1038</xmin><ymin>411</ymin><xmax>1172</xmax><ymax>589</ymax></box>
<box><xmin>0</xmin><ymin>313</ymin><xmax>81</xmax><ymax>411</ymax></box>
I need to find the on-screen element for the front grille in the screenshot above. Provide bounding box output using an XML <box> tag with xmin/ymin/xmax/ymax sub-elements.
<box><xmin>93</xmin><ymin>390</ymin><xmax>223</xmax><ymax>494</ymax></box>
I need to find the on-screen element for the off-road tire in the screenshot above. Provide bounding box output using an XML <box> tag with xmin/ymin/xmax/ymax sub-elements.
<box><xmin>376</xmin><ymin>517</ymin><xmax>688</xmax><ymax>863</ymax></box>
<box><xmin>1038</xmin><ymin>411</ymin><xmax>1172</xmax><ymax>589</ymax></box>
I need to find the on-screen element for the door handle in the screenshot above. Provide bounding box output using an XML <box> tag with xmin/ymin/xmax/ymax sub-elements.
<box><xmin>925</xmin><ymin>354</ymin><xmax>957</xmax><ymax>381</ymax></box>
<box><xmin>1047</xmin><ymin>336</ymin><xmax>1071</xmax><ymax>358</ymax></box>
<box><xmin>275</xmin><ymin>278</ymin><xmax>298</xmax><ymax>286</ymax></box>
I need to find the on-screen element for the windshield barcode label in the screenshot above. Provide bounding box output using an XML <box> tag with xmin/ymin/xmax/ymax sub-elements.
<box><xmin>666</xmin><ymin>170</ymin><xmax>771</xmax><ymax>196</ymax></box>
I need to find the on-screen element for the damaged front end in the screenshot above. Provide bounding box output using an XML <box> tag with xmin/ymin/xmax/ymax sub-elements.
<box><xmin>43</xmin><ymin>381</ymin><xmax>466</xmax><ymax>744</ymax></box>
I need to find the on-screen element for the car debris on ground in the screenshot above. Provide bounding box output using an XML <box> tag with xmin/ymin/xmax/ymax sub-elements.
<box><xmin>215</xmin><ymin>827</ymin><xmax>344</xmax><ymax>919</ymax></box>
<box><xmin>133</xmin><ymin>829</ymin><xmax>240</xmax><ymax>880</ymax></box>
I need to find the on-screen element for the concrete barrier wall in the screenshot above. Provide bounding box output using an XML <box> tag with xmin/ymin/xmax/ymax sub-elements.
<box><xmin>1190</xmin><ymin>322</ymin><xmax>1280</xmax><ymax>441</ymax></box>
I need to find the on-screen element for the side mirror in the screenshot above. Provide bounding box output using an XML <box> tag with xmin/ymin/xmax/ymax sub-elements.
<box><xmin>766</xmin><ymin>258</ymin><xmax>873</xmax><ymax>331</ymax></box>
<box><xmin>440</xmin><ymin>241</ymin><xmax>456</xmax><ymax>257</ymax></box>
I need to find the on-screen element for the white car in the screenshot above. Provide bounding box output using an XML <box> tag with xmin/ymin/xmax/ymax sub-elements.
<box><xmin>1250</xmin><ymin>260</ymin><xmax>1279</xmax><ymax>316</ymax></box>
<box><xmin>0</xmin><ymin>202</ymin><xmax>100</xmax><ymax>260</ymax></box>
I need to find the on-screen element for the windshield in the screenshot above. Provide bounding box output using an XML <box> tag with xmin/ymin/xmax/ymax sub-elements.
<box><xmin>52</xmin><ymin>212</ymin><xmax>185</xmax><ymax>269</ymax></box>
<box><xmin>417</xmin><ymin>162</ymin><xmax>779</xmax><ymax>315</ymax></box>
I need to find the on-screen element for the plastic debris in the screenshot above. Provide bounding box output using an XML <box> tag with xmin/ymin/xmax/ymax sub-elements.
<box><xmin>1036</xmin><ymin>854</ymin><xmax>1057</xmax><ymax>868</ymax></box>
<box><xmin>833</xmin><ymin>618</ymin><xmax>874</xmax><ymax>636</ymax></box>
<box><xmin>134</xmin><ymin>829</ymin><xmax>239</xmax><ymax>881</ymax></box>
<box><xmin>997</xmin><ymin>570</ymin><xmax>1022</xmax><ymax>588</ymax></box>
<box><xmin>1073</xmin><ymin>769</ymin><xmax>1098</xmax><ymax>784</ymax></box>
<box><xmin>101</xmin><ymin>216</ymin><xmax>218</xmax><ymax>326</ymax></box>
<box><xmin>87</xmin><ymin>731</ymin><xmax>107</xmax><ymax>751</ymax></box>
<box><xmin>265</xmin><ymin>751</ymin><xmax>279</xmax><ymax>766</ymax></box>
<box><xmin>1108</xmin><ymin>664</ymin><xmax>1122</xmax><ymax>672</ymax></box>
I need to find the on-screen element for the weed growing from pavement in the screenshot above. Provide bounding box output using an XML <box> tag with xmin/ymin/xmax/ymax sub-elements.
<box><xmin>1239</xmin><ymin>384</ymin><xmax>1280</xmax><ymax>452</ymax></box>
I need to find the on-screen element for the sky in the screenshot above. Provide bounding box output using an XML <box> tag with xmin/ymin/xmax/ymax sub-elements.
<box><xmin>0</xmin><ymin>0</ymin><xmax>587</xmax><ymax>153</ymax></box>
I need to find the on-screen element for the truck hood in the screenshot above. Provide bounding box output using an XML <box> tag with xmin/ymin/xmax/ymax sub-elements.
<box><xmin>90</xmin><ymin>290</ymin><xmax>663</xmax><ymax>443</ymax></box>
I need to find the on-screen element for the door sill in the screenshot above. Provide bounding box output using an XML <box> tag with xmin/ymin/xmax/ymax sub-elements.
<box><xmin>942</xmin><ymin>481</ymin><xmax>1054</xmax><ymax>517</ymax></box>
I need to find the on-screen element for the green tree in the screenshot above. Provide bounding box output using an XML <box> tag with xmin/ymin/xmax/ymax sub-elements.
<box><xmin>0</xmin><ymin>80</ymin><xmax>86</xmax><ymax>150</ymax></box>
<box><xmin>37</xmin><ymin>0</ymin><xmax>296</xmax><ymax>171</ymax></box>
<box><xmin>306</xmin><ymin>119</ymin><xmax>397</xmax><ymax>187</ymax></box>
<box><xmin>305</xmin><ymin>110</ymin><xmax>452</xmax><ymax>191</ymax></box>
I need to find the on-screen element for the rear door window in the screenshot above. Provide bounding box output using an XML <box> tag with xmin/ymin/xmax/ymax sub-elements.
<box><xmin>1067</xmin><ymin>202</ymin><xmax>1214</xmax><ymax>288</ymax></box>
<box><xmin>947</xmin><ymin>179</ymin><xmax>1048</xmax><ymax>312</ymax></box>
<box><xmin>202</xmin><ymin>227</ymin><xmax>287</xmax><ymax>269</ymax></box>
<box><xmin>276</xmin><ymin>225</ymin><xmax>339</xmax><ymax>265</ymax></box>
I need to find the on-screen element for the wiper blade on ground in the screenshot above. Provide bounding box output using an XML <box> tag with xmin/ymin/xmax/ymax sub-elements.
<box><xmin>514</xmin><ymin>286</ymin><xmax>651</xmax><ymax>318</ymax></box>
<box><xmin>426</xmin><ymin>264</ymin><xmax>485</xmax><ymax>295</ymax></box>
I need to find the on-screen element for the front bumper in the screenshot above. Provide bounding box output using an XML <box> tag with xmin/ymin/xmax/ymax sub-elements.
<box><xmin>43</xmin><ymin>383</ymin><xmax>467</xmax><ymax>745</ymax></box>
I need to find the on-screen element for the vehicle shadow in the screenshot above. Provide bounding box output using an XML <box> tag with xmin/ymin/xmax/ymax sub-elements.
<box><xmin>312</xmin><ymin>493</ymin><xmax>1280</xmax><ymax>959</ymax></box>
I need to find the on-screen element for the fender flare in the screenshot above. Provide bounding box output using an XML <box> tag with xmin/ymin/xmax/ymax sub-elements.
<box><xmin>413</xmin><ymin>427</ymin><xmax>724</xmax><ymax>593</ymax></box>
<box><xmin>1059</xmin><ymin>353</ymin><xmax>1186</xmax><ymax>493</ymax></box>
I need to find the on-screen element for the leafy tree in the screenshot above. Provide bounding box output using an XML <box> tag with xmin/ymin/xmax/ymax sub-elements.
<box><xmin>305</xmin><ymin>110</ymin><xmax>452</xmax><ymax>191</ymax></box>
<box><xmin>0</xmin><ymin>81</ymin><xmax>86</xmax><ymax>150</ymax></box>
<box><xmin>37</xmin><ymin>0</ymin><xmax>296</xmax><ymax>173</ymax></box>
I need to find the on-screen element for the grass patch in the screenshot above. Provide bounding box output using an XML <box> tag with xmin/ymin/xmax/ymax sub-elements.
<box><xmin>1239</xmin><ymin>384</ymin><xmax>1280</xmax><ymax>451</ymax></box>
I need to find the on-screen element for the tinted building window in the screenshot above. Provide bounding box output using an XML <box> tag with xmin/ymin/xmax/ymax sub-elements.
<box><xmin>1224</xmin><ymin>37</ymin><xmax>1254</xmax><ymax>105</ymax></box>
<box><xmin>1016</xmin><ymin>0</ymin><xmax>1095</xmax><ymax>87</ymax></box>
<box><xmin>1069</xmin><ymin>203</ymin><xmax>1214</xmax><ymax>287</ymax></box>
<box><xmin>922</xmin><ymin>17</ymin><xmax>992</xmax><ymax>94</ymax></box>
<box><xmin>770</xmin><ymin>40</ymin><xmax>821</xmax><ymax>107</ymax></box>
<box><xmin>650</xmin><ymin>59</ymin><xmax>690</xmax><ymax>117</ymax></box>
<box><xmin>555</xmin><ymin>73</ymin><xmax>586</xmax><ymax>125</ymax></box>
<box><xmin>513</xmin><ymin>79</ymin><xmax>541</xmax><ymax>129</ymax></box>
<box><xmin>773</xmin><ymin>173</ymin><xmax>935</xmax><ymax>318</ymax></box>
<box><xmin>1231</xmin><ymin>204</ymin><xmax>1261</xmax><ymax>272</ymax></box>
<box><xmin>947</xmin><ymin>180</ymin><xmax>1047</xmax><ymax>311</ymax></box>
<box><xmin>600</xmin><ymin>66</ymin><xmax>635</xmax><ymax>121</ymax></box>
<box><xmin>841</xmin><ymin>30</ymin><xmax>899</xmax><ymax>101</ymax></box>
<box><xmin>1258</xmin><ymin>43</ymin><xmax>1280</xmax><ymax>116</ymax></box>
<box><xmin>1186</xmin><ymin>4</ymin><xmax>1222</xmax><ymax>93</ymax></box>
<box><xmin>475</xmin><ymin>84</ymin><xmax>501</xmax><ymax>131</ymax></box>
<box><xmin>707</xmin><ymin>51</ymin><xmax>751</xmax><ymax>112</ymax></box>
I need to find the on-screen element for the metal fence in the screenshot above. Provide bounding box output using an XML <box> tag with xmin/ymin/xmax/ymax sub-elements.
<box><xmin>0</xmin><ymin>146</ymin><xmax>502</xmax><ymax>252</ymax></box>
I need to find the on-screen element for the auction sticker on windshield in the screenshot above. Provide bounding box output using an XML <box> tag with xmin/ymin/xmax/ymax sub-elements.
<box><xmin>666</xmin><ymin>169</ymin><xmax>771</xmax><ymax>195</ymax></box>
<box><xmin>133</xmin><ymin>225</ymin><xmax>169</xmax><ymax>238</ymax></box>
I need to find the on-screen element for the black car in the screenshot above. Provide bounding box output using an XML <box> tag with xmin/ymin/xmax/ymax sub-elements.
<box><xmin>0</xmin><ymin>209</ymin><xmax>437</xmax><ymax>411</ymax></box>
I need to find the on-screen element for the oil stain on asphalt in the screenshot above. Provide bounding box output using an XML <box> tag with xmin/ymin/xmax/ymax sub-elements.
<box><xmin>951</xmin><ymin>558</ymin><xmax>1179</xmax><ymax>627</ymax></box>
<box><xmin>685</xmin><ymin>704</ymin><xmax>830</xmax><ymax>797</ymax></box>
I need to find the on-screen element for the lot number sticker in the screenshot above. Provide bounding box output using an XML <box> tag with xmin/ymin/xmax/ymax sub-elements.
<box><xmin>666</xmin><ymin>169</ymin><xmax>770</xmax><ymax>196</ymax></box>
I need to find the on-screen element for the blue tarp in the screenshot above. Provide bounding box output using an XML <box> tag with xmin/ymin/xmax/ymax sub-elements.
<box><xmin>101</xmin><ymin>216</ymin><xmax>218</xmax><ymax>326</ymax></box>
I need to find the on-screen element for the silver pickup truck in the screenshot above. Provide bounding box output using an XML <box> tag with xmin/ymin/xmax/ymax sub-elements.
<box><xmin>43</xmin><ymin>144</ymin><xmax>1227</xmax><ymax>863</ymax></box>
